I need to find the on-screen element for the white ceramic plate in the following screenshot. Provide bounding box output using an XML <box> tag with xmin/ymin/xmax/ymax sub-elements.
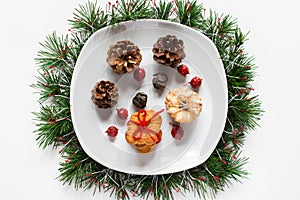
<box><xmin>70</xmin><ymin>19</ymin><xmax>227</xmax><ymax>175</ymax></box>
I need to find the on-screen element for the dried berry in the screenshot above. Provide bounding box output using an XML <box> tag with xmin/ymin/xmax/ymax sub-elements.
<box><xmin>170</xmin><ymin>123</ymin><xmax>184</xmax><ymax>140</ymax></box>
<box><xmin>133</xmin><ymin>68</ymin><xmax>146</xmax><ymax>82</ymax></box>
<box><xmin>190</xmin><ymin>76</ymin><xmax>202</xmax><ymax>88</ymax></box>
<box><xmin>133</xmin><ymin>92</ymin><xmax>148</xmax><ymax>108</ymax></box>
<box><xmin>152</xmin><ymin>73</ymin><xmax>168</xmax><ymax>90</ymax></box>
<box><xmin>106</xmin><ymin>126</ymin><xmax>118</xmax><ymax>137</ymax></box>
<box><xmin>116</xmin><ymin>108</ymin><xmax>128</xmax><ymax>120</ymax></box>
<box><xmin>177</xmin><ymin>64</ymin><xmax>190</xmax><ymax>76</ymax></box>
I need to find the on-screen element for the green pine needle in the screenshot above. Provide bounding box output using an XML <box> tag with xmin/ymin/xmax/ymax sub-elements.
<box><xmin>35</xmin><ymin>32</ymin><xmax>72</xmax><ymax>69</ymax></box>
<box><xmin>109</xmin><ymin>0</ymin><xmax>153</xmax><ymax>25</ymax></box>
<box><xmin>175</xmin><ymin>0</ymin><xmax>203</xmax><ymax>27</ymax></box>
<box><xmin>69</xmin><ymin>1</ymin><xmax>108</xmax><ymax>33</ymax></box>
<box><xmin>33</xmin><ymin>104</ymin><xmax>72</xmax><ymax>148</ymax></box>
<box><xmin>152</xmin><ymin>0</ymin><xmax>173</xmax><ymax>20</ymax></box>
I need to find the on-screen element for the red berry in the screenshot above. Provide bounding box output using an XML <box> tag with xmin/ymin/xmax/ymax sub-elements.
<box><xmin>116</xmin><ymin>108</ymin><xmax>128</xmax><ymax>120</ymax></box>
<box><xmin>214</xmin><ymin>176</ymin><xmax>219</xmax><ymax>182</ymax></box>
<box><xmin>133</xmin><ymin>68</ymin><xmax>146</xmax><ymax>82</ymax></box>
<box><xmin>105</xmin><ymin>126</ymin><xmax>118</xmax><ymax>137</ymax></box>
<box><xmin>177</xmin><ymin>64</ymin><xmax>190</xmax><ymax>76</ymax></box>
<box><xmin>190</xmin><ymin>76</ymin><xmax>202</xmax><ymax>88</ymax></box>
<box><xmin>170</xmin><ymin>123</ymin><xmax>184</xmax><ymax>140</ymax></box>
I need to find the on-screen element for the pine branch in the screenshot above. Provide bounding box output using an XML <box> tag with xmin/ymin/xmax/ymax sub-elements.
<box><xmin>58</xmin><ymin>145</ymin><xmax>92</xmax><ymax>188</ymax></box>
<box><xmin>35</xmin><ymin>32</ymin><xmax>72</xmax><ymax>69</ymax></box>
<box><xmin>69</xmin><ymin>1</ymin><xmax>108</xmax><ymax>34</ymax></box>
<box><xmin>68</xmin><ymin>32</ymin><xmax>91</xmax><ymax>62</ymax></box>
<box><xmin>152</xmin><ymin>0</ymin><xmax>173</xmax><ymax>20</ymax></box>
<box><xmin>31</xmin><ymin>69</ymin><xmax>71</xmax><ymax>103</ymax></box>
<box><xmin>174</xmin><ymin>0</ymin><xmax>203</xmax><ymax>27</ymax></box>
<box><xmin>109</xmin><ymin>0</ymin><xmax>153</xmax><ymax>25</ymax></box>
<box><xmin>33</xmin><ymin>104</ymin><xmax>72</xmax><ymax>148</ymax></box>
<box><xmin>228</xmin><ymin>95</ymin><xmax>262</xmax><ymax>130</ymax></box>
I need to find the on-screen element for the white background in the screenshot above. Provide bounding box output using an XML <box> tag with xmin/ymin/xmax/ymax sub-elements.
<box><xmin>0</xmin><ymin>0</ymin><xmax>299</xmax><ymax>199</ymax></box>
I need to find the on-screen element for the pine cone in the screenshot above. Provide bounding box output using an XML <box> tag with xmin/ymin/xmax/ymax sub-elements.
<box><xmin>107</xmin><ymin>40</ymin><xmax>142</xmax><ymax>74</ymax></box>
<box><xmin>152</xmin><ymin>35</ymin><xmax>186</xmax><ymax>67</ymax></box>
<box><xmin>91</xmin><ymin>80</ymin><xmax>119</xmax><ymax>109</ymax></box>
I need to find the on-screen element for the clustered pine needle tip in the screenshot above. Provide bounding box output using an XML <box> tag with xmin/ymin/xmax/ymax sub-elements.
<box><xmin>32</xmin><ymin>0</ymin><xmax>263</xmax><ymax>200</ymax></box>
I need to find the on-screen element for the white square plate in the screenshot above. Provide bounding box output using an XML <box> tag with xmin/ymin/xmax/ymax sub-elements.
<box><xmin>70</xmin><ymin>19</ymin><xmax>227</xmax><ymax>175</ymax></box>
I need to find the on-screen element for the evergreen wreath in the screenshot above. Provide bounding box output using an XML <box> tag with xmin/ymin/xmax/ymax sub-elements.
<box><xmin>32</xmin><ymin>0</ymin><xmax>263</xmax><ymax>199</ymax></box>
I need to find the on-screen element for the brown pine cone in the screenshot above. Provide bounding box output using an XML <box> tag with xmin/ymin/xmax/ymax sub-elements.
<box><xmin>152</xmin><ymin>35</ymin><xmax>186</xmax><ymax>67</ymax></box>
<box><xmin>106</xmin><ymin>40</ymin><xmax>142</xmax><ymax>74</ymax></box>
<box><xmin>91</xmin><ymin>80</ymin><xmax>119</xmax><ymax>109</ymax></box>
